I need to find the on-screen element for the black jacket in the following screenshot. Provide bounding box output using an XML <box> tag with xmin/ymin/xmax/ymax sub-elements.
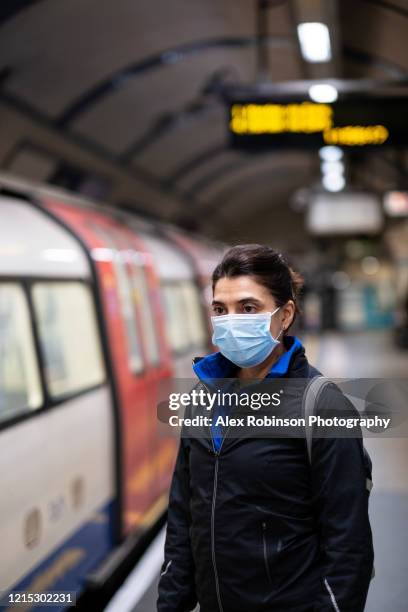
<box><xmin>157</xmin><ymin>341</ymin><xmax>374</xmax><ymax>612</ymax></box>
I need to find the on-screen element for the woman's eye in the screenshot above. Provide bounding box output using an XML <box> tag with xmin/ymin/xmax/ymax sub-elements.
<box><xmin>212</xmin><ymin>306</ymin><xmax>225</xmax><ymax>315</ymax></box>
<box><xmin>243</xmin><ymin>304</ymin><xmax>257</xmax><ymax>313</ymax></box>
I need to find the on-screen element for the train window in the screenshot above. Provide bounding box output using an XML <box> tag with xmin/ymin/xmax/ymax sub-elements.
<box><xmin>0</xmin><ymin>284</ymin><xmax>43</xmax><ymax>421</ymax></box>
<box><xmin>161</xmin><ymin>283</ymin><xmax>190</xmax><ymax>354</ymax></box>
<box><xmin>129</xmin><ymin>265</ymin><xmax>160</xmax><ymax>366</ymax></box>
<box><xmin>32</xmin><ymin>282</ymin><xmax>105</xmax><ymax>398</ymax></box>
<box><xmin>179</xmin><ymin>281</ymin><xmax>207</xmax><ymax>348</ymax></box>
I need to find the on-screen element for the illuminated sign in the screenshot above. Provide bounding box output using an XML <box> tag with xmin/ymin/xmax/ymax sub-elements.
<box><xmin>323</xmin><ymin>125</ymin><xmax>389</xmax><ymax>146</ymax></box>
<box><xmin>230</xmin><ymin>103</ymin><xmax>333</xmax><ymax>134</ymax></box>
<box><xmin>227</xmin><ymin>97</ymin><xmax>407</xmax><ymax>149</ymax></box>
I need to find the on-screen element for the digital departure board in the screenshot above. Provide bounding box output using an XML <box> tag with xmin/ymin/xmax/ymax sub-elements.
<box><xmin>227</xmin><ymin>97</ymin><xmax>408</xmax><ymax>150</ymax></box>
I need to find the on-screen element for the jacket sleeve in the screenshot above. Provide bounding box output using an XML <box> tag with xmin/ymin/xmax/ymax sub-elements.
<box><xmin>310</xmin><ymin>384</ymin><xmax>374</xmax><ymax>612</ymax></box>
<box><xmin>157</xmin><ymin>432</ymin><xmax>197</xmax><ymax>612</ymax></box>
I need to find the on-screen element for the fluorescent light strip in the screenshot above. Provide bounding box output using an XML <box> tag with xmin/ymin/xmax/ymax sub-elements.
<box><xmin>297</xmin><ymin>22</ymin><xmax>332</xmax><ymax>63</ymax></box>
<box><xmin>309</xmin><ymin>83</ymin><xmax>338</xmax><ymax>103</ymax></box>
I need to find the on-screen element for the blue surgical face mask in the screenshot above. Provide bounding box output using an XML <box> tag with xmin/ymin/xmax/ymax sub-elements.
<box><xmin>211</xmin><ymin>306</ymin><xmax>282</xmax><ymax>368</ymax></box>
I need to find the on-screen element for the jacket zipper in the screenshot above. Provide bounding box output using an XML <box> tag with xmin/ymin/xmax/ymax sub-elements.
<box><xmin>160</xmin><ymin>559</ymin><xmax>172</xmax><ymax>576</ymax></box>
<box><xmin>197</xmin><ymin>376</ymin><xmax>224</xmax><ymax>611</ymax></box>
<box><xmin>211</xmin><ymin>453</ymin><xmax>223</xmax><ymax>612</ymax></box>
<box><xmin>196</xmin><ymin>374</ymin><xmax>237</xmax><ymax>612</ymax></box>
<box><xmin>261</xmin><ymin>522</ymin><xmax>272</xmax><ymax>585</ymax></box>
<box><xmin>324</xmin><ymin>577</ymin><xmax>340</xmax><ymax>612</ymax></box>
<box><xmin>195</xmin><ymin>377</ymin><xmax>217</xmax><ymax>452</ymax></box>
<box><xmin>196</xmin><ymin>377</ymin><xmax>235</xmax><ymax>453</ymax></box>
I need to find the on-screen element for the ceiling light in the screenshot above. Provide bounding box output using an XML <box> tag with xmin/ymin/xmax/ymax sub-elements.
<box><xmin>322</xmin><ymin>173</ymin><xmax>345</xmax><ymax>192</ymax></box>
<box><xmin>321</xmin><ymin>161</ymin><xmax>344</xmax><ymax>175</ymax></box>
<box><xmin>309</xmin><ymin>83</ymin><xmax>338</xmax><ymax>103</ymax></box>
<box><xmin>297</xmin><ymin>22</ymin><xmax>332</xmax><ymax>63</ymax></box>
<box><xmin>319</xmin><ymin>146</ymin><xmax>343</xmax><ymax>162</ymax></box>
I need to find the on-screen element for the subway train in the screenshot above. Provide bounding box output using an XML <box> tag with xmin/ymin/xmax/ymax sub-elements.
<box><xmin>0</xmin><ymin>172</ymin><xmax>223</xmax><ymax>609</ymax></box>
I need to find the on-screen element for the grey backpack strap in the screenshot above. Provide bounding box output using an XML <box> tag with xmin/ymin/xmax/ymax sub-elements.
<box><xmin>302</xmin><ymin>375</ymin><xmax>374</xmax><ymax>496</ymax></box>
<box><xmin>302</xmin><ymin>374</ymin><xmax>376</xmax><ymax>581</ymax></box>
<box><xmin>302</xmin><ymin>375</ymin><xmax>331</xmax><ymax>463</ymax></box>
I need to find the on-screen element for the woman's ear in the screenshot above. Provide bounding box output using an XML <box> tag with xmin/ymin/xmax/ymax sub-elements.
<box><xmin>282</xmin><ymin>300</ymin><xmax>295</xmax><ymax>331</ymax></box>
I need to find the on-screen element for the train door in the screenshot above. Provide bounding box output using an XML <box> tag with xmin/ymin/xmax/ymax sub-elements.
<box><xmin>83</xmin><ymin>221</ymin><xmax>158</xmax><ymax>535</ymax></box>
<box><xmin>102</xmin><ymin>225</ymin><xmax>175</xmax><ymax>525</ymax></box>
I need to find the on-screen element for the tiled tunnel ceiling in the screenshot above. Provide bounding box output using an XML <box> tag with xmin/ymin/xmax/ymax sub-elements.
<box><xmin>0</xmin><ymin>0</ymin><xmax>407</xmax><ymax>242</ymax></box>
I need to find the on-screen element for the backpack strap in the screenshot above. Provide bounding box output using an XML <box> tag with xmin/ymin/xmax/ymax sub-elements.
<box><xmin>302</xmin><ymin>374</ymin><xmax>374</xmax><ymax>496</ymax></box>
<box><xmin>302</xmin><ymin>375</ymin><xmax>330</xmax><ymax>463</ymax></box>
<box><xmin>302</xmin><ymin>374</ymin><xmax>375</xmax><ymax>580</ymax></box>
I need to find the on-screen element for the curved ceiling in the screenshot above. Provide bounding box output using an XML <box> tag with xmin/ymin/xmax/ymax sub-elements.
<box><xmin>0</xmin><ymin>0</ymin><xmax>407</xmax><ymax>244</ymax></box>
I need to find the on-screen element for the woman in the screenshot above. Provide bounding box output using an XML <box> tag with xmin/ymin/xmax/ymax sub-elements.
<box><xmin>157</xmin><ymin>244</ymin><xmax>374</xmax><ymax>612</ymax></box>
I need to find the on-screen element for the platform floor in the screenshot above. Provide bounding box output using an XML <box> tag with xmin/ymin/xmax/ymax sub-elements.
<box><xmin>105</xmin><ymin>330</ymin><xmax>408</xmax><ymax>612</ymax></box>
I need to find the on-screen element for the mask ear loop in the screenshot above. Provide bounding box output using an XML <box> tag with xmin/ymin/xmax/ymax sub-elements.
<box><xmin>273</xmin><ymin>304</ymin><xmax>290</xmax><ymax>340</ymax></box>
<box><xmin>271</xmin><ymin>307</ymin><xmax>285</xmax><ymax>341</ymax></box>
<box><xmin>276</xmin><ymin>328</ymin><xmax>284</xmax><ymax>340</ymax></box>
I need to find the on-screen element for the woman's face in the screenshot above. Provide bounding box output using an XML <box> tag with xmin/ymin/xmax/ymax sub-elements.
<box><xmin>212</xmin><ymin>275</ymin><xmax>295</xmax><ymax>338</ymax></box>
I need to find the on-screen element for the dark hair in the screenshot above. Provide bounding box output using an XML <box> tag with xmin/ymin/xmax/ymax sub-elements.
<box><xmin>212</xmin><ymin>244</ymin><xmax>304</xmax><ymax>331</ymax></box>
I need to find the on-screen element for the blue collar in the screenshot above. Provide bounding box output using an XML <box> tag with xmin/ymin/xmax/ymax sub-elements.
<box><xmin>192</xmin><ymin>335</ymin><xmax>303</xmax><ymax>384</ymax></box>
<box><xmin>266</xmin><ymin>335</ymin><xmax>302</xmax><ymax>377</ymax></box>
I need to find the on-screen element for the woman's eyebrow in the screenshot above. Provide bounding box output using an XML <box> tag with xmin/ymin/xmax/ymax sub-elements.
<box><xmin>237</xmin><ymin>297</ymin><xmax>263</xmax><ymax>305</ymax></box>
<box><xmin>211</xmin><ymin>297</ymin><xmax>264</xmax><ymax>305</ymax></box>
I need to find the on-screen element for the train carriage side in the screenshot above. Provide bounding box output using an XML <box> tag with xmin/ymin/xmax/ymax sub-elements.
<box><xmin>0</xmin><ymin>174</ymin><xmax>218</xmax><ymax>608</ymax></box>
<box><xmin>40</xmin><ymin>197</ymin><xmax>175</xmax><ymax>537</ymax></box>
<box><xmin>0</xmin><ymin>193</ymin><xmax>116</xmax><ymax>605</ymax></box>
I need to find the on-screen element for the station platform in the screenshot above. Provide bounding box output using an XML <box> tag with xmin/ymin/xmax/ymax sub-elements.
<box><xmin>104</xmin><ymin>330</ymin><xmax>408</xmax><ymax>612</ymax></box>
